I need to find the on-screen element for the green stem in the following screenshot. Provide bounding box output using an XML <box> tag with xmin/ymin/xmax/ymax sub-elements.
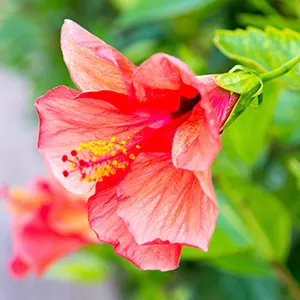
<box><xmin>272</xmin><ymin>262</ymin><xmax>300</xmax><ymax>300</ymax></box>
<box><xmin>261</xmin><ymin>55</ymin><xmax>300</xmax><ymax>83</ymax></box>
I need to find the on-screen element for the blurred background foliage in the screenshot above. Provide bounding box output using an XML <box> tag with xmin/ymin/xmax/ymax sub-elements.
<box><xmin>0</xmin><ymin>0</ymin><xmax>300</xmax><ymax>299</ymax></box>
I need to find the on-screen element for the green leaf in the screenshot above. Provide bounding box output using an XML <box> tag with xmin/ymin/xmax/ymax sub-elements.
<box><xmin>251</xmin><ymin>93</ymin><xmax>263</xmax><ymax>108</ymax></box>
<box><xmin>181</xmin><ymin>228</ymin><xmax>249</xmax><ymax>260</ymax></box>
<box><xmin>219</xmin><ymin>176</ymin><xmax>292</xmax><ymax>261</ymax></box>
<box><xmin>117</xmin><ymin>0</ymin><xmax>228</xmax><ymax>28</ymax></box>
<box><xmin>185</xmin><ymin>265</ymin><xmax>281</xmax><ymax>300</ymax></box>
<box><xmin>238</xmin><ymin>14</ymin><xmax>300</xmax><ymax>32</ymax></box>
<box><xmin>214</xmin><ymin>26</ymin><xmax>300</xmax><ymax>89</ymax></box>
<box><xmin>220</xmin><ymin>82</ymin><xmax>280</xmax><ymax>165</ymax></box>
<box><xmin>217</xmin><ymin>272</ymin><xmax>281</xmax><ymax>300</ymax></box>
<box><xmin>288</xmin><ymin>158</ymin><xmax>300</xmax><ymax>189</ymax></box>
<box><xmin>248</xmin><ymin>0</ymin><xmax>279</xmax><ymax>15</ymax></box>
<box><xmin>46</xmin><ymin>250</ymin><xmax>110</xmax><ymax>283</ymax></box>
<box><xmin>211</xmin><ymin>253</ymin><xmax>274</xmax><ymax>277</ymax></box>
<box><xmin>273</xmin><ymin>88</ymin><xmax>300</xmax><ymax>145</ymax></box>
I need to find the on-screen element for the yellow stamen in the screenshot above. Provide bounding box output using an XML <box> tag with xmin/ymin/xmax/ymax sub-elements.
<box><xmin>62</xmin><ymin>136</ymin><xmax>141</xmax><ymax>183</ymax></box>
<box><xmin>129</xmin><ymin>154</ymin><xmax>136</xmax><ymax>160</ymax></box>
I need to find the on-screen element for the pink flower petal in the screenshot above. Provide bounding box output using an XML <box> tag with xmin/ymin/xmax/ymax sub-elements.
<box><xmin>88</xmin><ymin>185</ymin><xmax>182</xmax><ymax>271</ymax></box>
<box><xmin>171</xmin><ymin>75</ymin><xmax>239</xmax><ymax>172</ymax></box>
<box><xmin>35</xmin><ymin>86</ymin><xmax>151</xmax><ymax>194</ymax></box>
<box><xmin>117</xmin><ymin>153</ymin><xmax>218</xmax><ymax>250</ymax></box>
<box><xmin>130</xmin><ymin>53</ymin><xmax>206</xmax><ymax>113</ymax></box>
<box><xmin>172</xmin><ymin>100</ymin><xmax>221</xmax><ymax>171</ymax></box>
<box><xmin>197</xmin><ymin>75</ymin><xmax>239</xmax><ymax>127</ymax></box>
<box><xmin>10</xmin><ymin>208</ymin><xmax>87</xmax><ymax>277</ymax></box>
<box><xmin>61</xmin><ymin>20</ymin><xmax>136</xmax><ymax>93</ymax></box>
<box><xmin>9</xmin><ymin>256</ymin><xmax>30</xmax><ymax>278</ymax></box>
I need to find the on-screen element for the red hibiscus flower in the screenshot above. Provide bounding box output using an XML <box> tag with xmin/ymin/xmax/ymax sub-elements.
<box><xmin>1</xmin><ymin>177</ymin><xmax>96</xmax><ymax>278</ymax></box>
<box><xmin>35</xmin><ymin>20</ymin><xmax>239</xmax><ymax>271</ymax></box>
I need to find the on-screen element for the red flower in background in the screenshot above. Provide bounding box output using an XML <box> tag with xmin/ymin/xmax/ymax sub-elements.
<box><xmin>1</xmin><ymin>177</ymin><xmax>96</xmax><ymax>278</ymax></box>
<box><xmin>35</xmin><ymin>20</ymin><xmax>238</xmax><ymax>271</ymax></box>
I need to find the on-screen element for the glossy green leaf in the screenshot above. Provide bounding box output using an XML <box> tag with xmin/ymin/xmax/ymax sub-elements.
<box><xmin>219</xmin><ymin>176</ymin><xmax>291</xmax><ymax>261</ymax></box>
<box><xmin>214</xmin><ymin>26</ymin><xmax>300</xmax><ymax>89</ymax></box>
<box><xmin>117</xmin><ymin>0</ymin><xmax>227</xmax><ymax>28</ymax></box>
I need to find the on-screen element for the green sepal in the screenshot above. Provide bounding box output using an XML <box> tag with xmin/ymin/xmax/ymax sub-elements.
<box><xmin>216</xmin><ymin>66</ymin><xmax>264</xmax><ymax>130</ymax></box>
<box><xmin>215</xmin><ymin>72</ymin><xmax>261</xmax><ymax>95</ymax></box>
<box><xmin>250</xmin><ymin>93</ymin><xmax>264</xmax><ymax>108</ymax></box>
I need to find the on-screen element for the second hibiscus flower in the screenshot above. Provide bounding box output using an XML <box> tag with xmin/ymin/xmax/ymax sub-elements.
<box><xmin>35</xmin><ymin>20</ymin><xmax>239</xmax><ymax>271</ymax></box>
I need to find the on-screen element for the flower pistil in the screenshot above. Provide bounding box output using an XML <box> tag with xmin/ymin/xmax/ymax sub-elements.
<box><xmin>61</xmin><ymin>136</ymin><xmax>141</xmax><ymax>182</ymax></box>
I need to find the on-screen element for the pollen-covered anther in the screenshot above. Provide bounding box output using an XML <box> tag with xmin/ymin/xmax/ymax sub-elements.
<box><xmin>60</xmin><ymin>137</ymin><xmax>140</xmax><ymax>182</ymax></box>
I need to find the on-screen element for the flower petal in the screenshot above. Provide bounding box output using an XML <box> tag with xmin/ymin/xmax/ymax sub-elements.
<box><xmin>130</xmin><ymin>53</ymin><xmax>205</xmax><ymax>114</ymax></box>
<box><xmin>35</xmin><ymin>86</ymin><xmax>150</xmax><ymax>194</ymax></box>
<box><xmin>117</xmin><ymin>153</ymin><xmax>218</xmax><ymax>250</ymax></box>
<box><xmin>88</xmin><ymin>185</ymin><xmax>182</xmax><ymax>271</ymax></box>
<box><xmin>171</xmin><ymin>75</ymin><xmax>240</xmax><ymax>171</ymax></box>
<box><xmin>196</xmin><ymin>75</ymin><xmax>239</xmax><ymax>127</ymax></box>
<box><xmin>10</xmin><ymin>208</ymin><xmax>87</xmax><ymax>277</ymax></box>
<box><xmin>172</xmin><ymin>99</ymin><xmax>221</xmax><ymax>171</ymax></box>
<box><xmin>61</xmin><ymin>19</ymin><xmax>136</xmax><ymax>93</ymax></box>
<box><xmin>9</xmin><ymin>255</ymin><xmax>30</xmax><ymax>278</ymax></box>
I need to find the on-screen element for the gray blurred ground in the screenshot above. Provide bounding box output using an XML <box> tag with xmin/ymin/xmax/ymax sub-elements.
<box><xmin>0</xmin><ymin>68</ymin><xmax>119</xmax><ymax>300</ymax></box>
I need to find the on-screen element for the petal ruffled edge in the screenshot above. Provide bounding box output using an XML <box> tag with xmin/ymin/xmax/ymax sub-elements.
<box><xmin>117</xmin><ymin>153</ymin><xmax>218</xmax><ymax>251</ymax></box>
<box><xmin>88</xmin><ymin>184</ymin><xmax>182</xmax><ymax>271</ymax></box>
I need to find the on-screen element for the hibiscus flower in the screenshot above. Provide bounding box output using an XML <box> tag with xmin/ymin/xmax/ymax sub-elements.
<box><xmin>1</xmin><ymin>177</ymin><xmax>96</xmax><ymax>277</ymax></box>
<box><xmin>35</xmin><ymin>20</ymin><xmax>239</xmax><ymax>271</ymax></box>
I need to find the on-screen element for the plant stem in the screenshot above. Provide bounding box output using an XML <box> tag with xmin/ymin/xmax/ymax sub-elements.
<box><xmin>272</xmin><ymin>262</ymin><xmax>300</xmax><ymax>300</ymax></box>
<box><xmin>261</xmin><ymin>56</ymin><xmax>300</xmax><ymax>83</ymax></box>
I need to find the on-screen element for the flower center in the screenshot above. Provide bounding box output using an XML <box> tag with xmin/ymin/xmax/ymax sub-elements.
<box><xmin>61</xmin><ymin>136</ymin><xmax>141</xmax><ymax>182</ymax></box>
<box><xmin>172</xmin><ymin>94</ymin><xmax>201</xmax><ymax>118</ymax></box>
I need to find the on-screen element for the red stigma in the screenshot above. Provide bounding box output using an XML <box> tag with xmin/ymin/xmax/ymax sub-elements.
<box><xmin>63</xmin><ymin>170</ymin><xmax>69</xmax><ymax>177</ymax></box>
<box><xmin>62</xmin><ymin>155</ymin><xmax>68</xmax><ymax>162</ymax></box>
<box><xmin>79</xmin><ymin>159</ymin><xmax>86</xmax><ymax>167</ymax></box>
<box><xmin>71</xmin><ymin>150</ymin><xmax>77</xmax><ymax>156</ymax></box>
